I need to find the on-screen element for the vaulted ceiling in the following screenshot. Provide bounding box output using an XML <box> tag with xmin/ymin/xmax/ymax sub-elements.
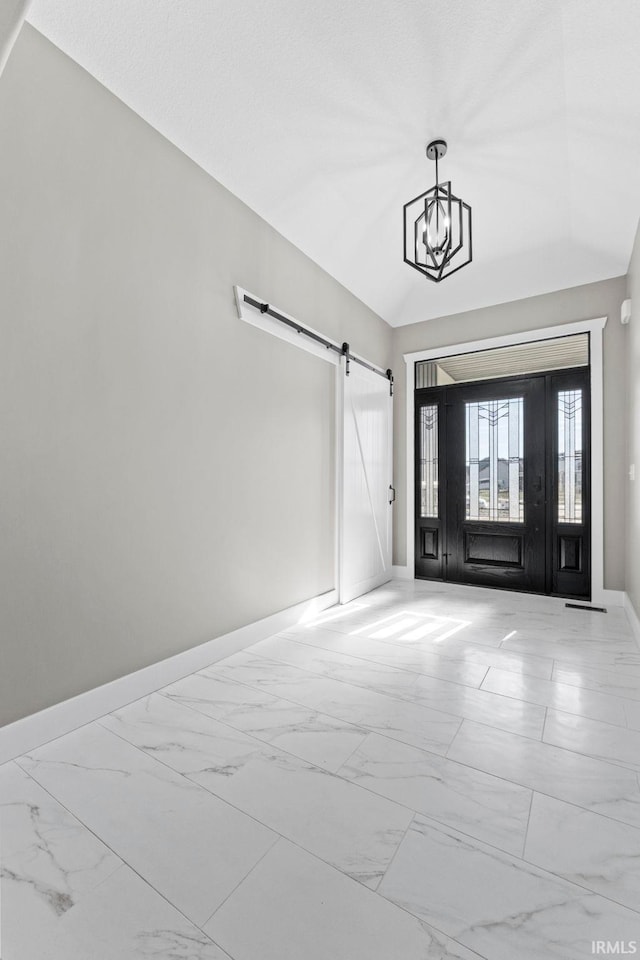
<box><xmin>23</xmin><ymin>0</ymin><xmax>640</xmax><ymax>326</ymax></box>
<box><xmin>0</xmin><ymin>0</ymin><xmax>30</xmax><ymax>75</ymax></box>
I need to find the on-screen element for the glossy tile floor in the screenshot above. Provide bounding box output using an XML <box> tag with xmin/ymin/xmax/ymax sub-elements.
<box><xmin>3</xmin><ymin>580</ymin><xmax>640</xmax><ymax>959</ymax></box>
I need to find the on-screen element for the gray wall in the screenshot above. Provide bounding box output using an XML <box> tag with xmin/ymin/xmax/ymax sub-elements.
<box><xmin>2</xmin><ymin>25</ymin><xmax>634</xmax><ymax>728</ymax></box>
<box><xmin>626</xmin><ymin>222</ymin><xmax>640</xmax><ymax>617</ymax></box>
<box><xmin>0</xmin><ymin>26</ymin><xmax>392</xmax><ymax>726</ymax></box>
<box><xmin>0</xmin><ymin>0</ymin><xmax>29</xmax><ymax>77</ymax></box>
<box><xmin>391</xmin><ymin>276</ymin><xmax>629</xmax><ymax>591</ymax></box>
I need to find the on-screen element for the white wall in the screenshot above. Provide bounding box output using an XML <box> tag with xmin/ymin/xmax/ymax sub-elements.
<box><xmin>626</xmin><ymin>220</ymin><xmax>640</xmax><ymax>618</ymax></box>
<box><xmin>0</xmin><ymin>26</ymin><xmax>392</xmax><ymax>726</ymax></box>
<box><xmin>391</xmin><ymin>276</ymin><xmax>629</xmax><ymax>591</ymax></box>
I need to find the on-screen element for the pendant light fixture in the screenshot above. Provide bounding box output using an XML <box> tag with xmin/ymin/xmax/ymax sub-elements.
<box><xmin>403</xmin><ymin>139</ymin><xmax>472</xmax><ymax>282</ymax></box>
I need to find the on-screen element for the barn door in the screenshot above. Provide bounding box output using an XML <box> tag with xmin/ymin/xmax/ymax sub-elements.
<box><xmin>339</xmin><ymin>358</ymin><xmax>393</xmax><ymax>603</ymax></box>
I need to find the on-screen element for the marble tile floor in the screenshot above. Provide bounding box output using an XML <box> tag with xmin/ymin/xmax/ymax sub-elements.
<box><xmin>3</xmin><ymin>579</ymin><xmax>640</xmax><ymax>959</ymax></box>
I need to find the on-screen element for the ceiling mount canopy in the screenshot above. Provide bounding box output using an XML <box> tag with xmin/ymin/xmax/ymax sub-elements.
<box><xmin>403</xmin><ymin>138</ymin><xmax>472</xmax><ymax>283</ymax></box>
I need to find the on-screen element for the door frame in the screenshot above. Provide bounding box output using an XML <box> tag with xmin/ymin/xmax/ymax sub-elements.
<box><xmin>403</xmin><ymin>317</ymin><xmax>608</xmax><ymax>602</ymax></box>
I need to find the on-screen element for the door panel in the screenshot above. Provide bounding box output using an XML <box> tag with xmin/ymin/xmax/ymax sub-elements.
<box><xmin>445</xmin><ymin>377</ymin><xmax>546</xmax><ymax>592</ymax></box>
<box><xmin>415</xmin><ymin>367</ymin><xmax>591</xmax><ymax>598</ymax></box>
<box><xmin>340</xmin><ymin>361</ymin><xmax>393</xmax><ymax>603</ymax></box>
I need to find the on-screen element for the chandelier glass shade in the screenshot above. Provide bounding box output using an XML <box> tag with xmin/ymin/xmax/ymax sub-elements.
<box><xmin>403</xmin><ymin>139</ymin><xmax>472</xmax><ymax>282</ymax></box>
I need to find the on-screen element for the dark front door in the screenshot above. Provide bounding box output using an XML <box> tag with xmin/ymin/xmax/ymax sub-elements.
<box><xmin>415</xmin><ymin>367</ymin><xmax>590</xmax><ymax>598</ymax></box>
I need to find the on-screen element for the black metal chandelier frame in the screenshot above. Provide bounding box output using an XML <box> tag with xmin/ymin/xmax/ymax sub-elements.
<box><xmin>403</xmin><ymin>139</ymin><xmax>472</xmax><ymax>283</ymax></box>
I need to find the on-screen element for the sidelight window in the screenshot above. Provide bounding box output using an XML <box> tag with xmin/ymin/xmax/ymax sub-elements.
<box><xmin>418</xmin><ymin>404</ymin><xmax>439</xmax><ymax>518</ymax></box>
<box><xmin>466</xmin><ymin>398</ymin><xmax>524</xmax><ymax>522</ymax></box>
<box><xmin>557</xmin><ymin>390</ymin><xmax>583</xmax><ymax>523</ymax></box>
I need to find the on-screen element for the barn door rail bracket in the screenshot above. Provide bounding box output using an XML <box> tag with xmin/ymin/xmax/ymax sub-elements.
<box><xmin>236</xmin><ymin>287</ymin><xmax>392</xmax><ymax>387</ymax></box>
<box><xmin>342</xmin><ymin>342</ymin><xmax>351</xmax><ymax>376</ymax></box>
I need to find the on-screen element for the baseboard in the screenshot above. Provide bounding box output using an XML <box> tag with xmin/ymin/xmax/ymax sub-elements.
<box><xmin>0</xmin><ymin>588</ymin><xmax>338</xmax><ymax>765</ymax></box>
<box><xmin>624</xmin><ymin>592</ymin><xmax>640</xmax><ymax>650</ymax></box>
<box><xmin>391</xmin><ymin>564</ymin><xmax>414</xmax><ymax>580</ymax></box>
<box><xmin>593</xmin><ymin>588</ymin><xmax>625</xmax><ymax>607</ymax></box>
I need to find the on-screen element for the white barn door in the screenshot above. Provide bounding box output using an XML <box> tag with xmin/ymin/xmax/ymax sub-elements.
<box><xmin>339</xmin><ymin>358</ymin><xmax>393</xmax><ymax>603</ymax></box>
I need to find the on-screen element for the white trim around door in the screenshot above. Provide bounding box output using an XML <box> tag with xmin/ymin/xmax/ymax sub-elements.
<box><xmin>403</xmin><ymin>317</ymin><xmax>608</xmax><ymax>604</ymax></box>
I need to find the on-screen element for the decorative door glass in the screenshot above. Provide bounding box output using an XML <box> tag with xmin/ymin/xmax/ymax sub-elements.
<box><xmin>557</xmin><ymin>389</ymin><xmax>583</xmax><ymax>523</ymax></box>
<box><xmin>419</xmin><ymin>404</ymin><xmax>439</xmax><ymax>518</ymax></box>
<box><xmin>466</xmin><ymin>398</ymin><xmax>524</xmax><ymax>522</ymax></box>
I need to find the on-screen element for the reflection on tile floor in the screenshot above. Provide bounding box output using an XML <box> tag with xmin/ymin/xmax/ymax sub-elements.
<box><xmin>3</xmin><ymin>580</ymin><xmax>640</xmax><ymax>959</ymax></box>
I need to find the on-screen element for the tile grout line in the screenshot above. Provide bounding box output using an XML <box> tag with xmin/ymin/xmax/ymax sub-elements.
<box><xmin>200</xmin><ymin>834</ymin><xmax>281</xmax><ymax>929</ymax></box>
<box><xmin>241</xmin><ymin>617</ymin><xmax>640</xmax><ymax>700</ymax></box>
<box><xmin>14</xmin><ymin>725</ymin><xmax>373</xmax><ymax>925</ymax></box>
<box><xmin>201</xmin><ymin>660</ymin><xmax>465</xmax><ymax>754</ymax></box>
<box><xmin>477</xmin><ymin>669</ymin><xmax>634</xmax><ymax>727</ymax></box>
<box><xmin>211</xmin><ymin>650</ymin><xmax>554</xmax><ymax>745</ymax></box>
<box><xmin>83</xmin><ymin>699</ymin><xmax>556</xmax><ymax>901</ymax></box>
<box><xmin>209</xmin><ymin>655</ymin><xmax>639</xmax><ymax>738</ymax></box>
<box><xmin>376</xmin><ymin>809</ymin><xmax>640</xmax><ymax>930</ymax></box>
<box><xmin>160</xmin><ymin>672</ymin><xmax>458</xmax><ymax>767</ymax></box>
<box><xmin>521</xmin><ymin>789</ymin><xmax>535</xmax><ymax>859</ymax></box>
<box><xmin>266</xmin><ymin>625</ymin><xmax>579</xmax><ymax>689</ymax></box>
<box><xmin>330</xmin><ymin>738</ymin><xmax>540</xmax><ymax>863</ymax></box>
<box><xmin>144</xmin><ymin>653</ymin><xmax>640</xmax><ymax>834</ymax></box>
<box><xmin>93</xmin><ymin>717</ymin><xmax>312</xmax><ymax>843</ymax></box>
<box><xmin>11</xmin><ymin>583</ymin><xmax>640</xmax><ymax>959</ymax></box>
<box><xmin>328</xmin><ymin>729</ymin><xmax>371</xmax><ymax>775</ymax></box>
<box><xmin>440</xmin><ymin>719</ymin><xmax>640</xmax><ymax>833</ymax></box>
<box><xmin>278</xmin><ymin>625</ymin><xmax>539</xmax><ymax>685</ymax></box>
<box><xmin>238</xmin><ymin>643</ymin><xmax>488</xmax><ymax>702</ymax></box>
<box><xmin>477</xmin><ymin>664</ymin><xmax>491</xmax><ymax>689</ymax></box>
<box><xmin>516</xmin><ymin>795</ymin><xmax>640</xmax><ymax>917</ymax></box>
<box><xmin>369</xmin><ymin>811</ymin><xmax>418</xmax><ymax>895</ymax></box>
<box><xmin>444</xmin><ymin>717</ymin><xmax>466</xmax><ymax>761</ymax></box>
<box><xmin>541</xmin><ymin>705</ymin><xmax>549</xmax><ymax>742</ymax></box>
<box><xmin>8</xmin><ymin>761</ymin><xmax>232</xmax><ymax>954</ymax></box>
<box><xmin>154</xmin><ymin>688</ymin><xmax>370</xmax><ymax>775</ymax></box>
<box><xmin>79</xmin><ymin>719</ymin><xmax>418</xmax><ymax>899</ymax></box>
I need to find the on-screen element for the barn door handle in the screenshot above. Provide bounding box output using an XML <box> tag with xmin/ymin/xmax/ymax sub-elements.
<box><xmin>388</xmin><ymin>485</ymin><xmax>396</xmax><ymax>504</ymax></box>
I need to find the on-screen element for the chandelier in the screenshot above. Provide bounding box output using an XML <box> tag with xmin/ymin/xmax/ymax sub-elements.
<box><xmin>403</xmin><ymin>139</ymin><xmax>472</xmax><ymax>282</ymax></box>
